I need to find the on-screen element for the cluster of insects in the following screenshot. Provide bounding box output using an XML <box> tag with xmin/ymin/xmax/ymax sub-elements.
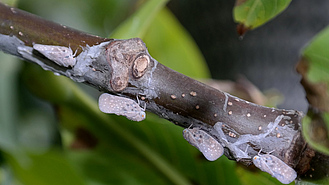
<box><xmin>96</xmin><ymin>92</ymin><xmax>297</xmax><ymax>184</ymax></box>
<box><xmin>182</xmin><ymin>115</ymin><xmax>297</xmax><ymax>184</ymax></box>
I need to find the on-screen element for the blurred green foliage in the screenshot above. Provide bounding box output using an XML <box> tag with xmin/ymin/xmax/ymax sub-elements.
<box><xmin>296</xmin><ymin>23</ymin><xmax>329</xmax><ymax>185</ymax></box>
<box><xmin>303</xmin><ymin>26</ymin><xmax>329</xmax><ymax>84</ymax></box>
<box><xmin>301</xmin><ymin>26</ymin><xmax>329</xmax><ymax>157</ymax></box>
<box><xmin>0</xmin><ymin>0</ymin><xmax>301</xmax><ymax>184</ymax></box>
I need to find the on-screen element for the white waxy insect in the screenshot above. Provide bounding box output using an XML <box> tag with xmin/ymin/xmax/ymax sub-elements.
<box><xmin>183</xmin><ymin>127</ymin><xmax>224</xmax><ymax>161</ymax></box>
<box><xmin>33</xmin><ymin>44</ymin><xmax>77</xmax><ymax>67</ymax></box>
<box><xmin>252</xmin><ymin>153</ymin><xmax>297</xmax><ymax>184</ymax></box>
<box><xmin>98</xmin><ymin>93</ymin><xmax>146</xmax><ymax>122</ymax></box>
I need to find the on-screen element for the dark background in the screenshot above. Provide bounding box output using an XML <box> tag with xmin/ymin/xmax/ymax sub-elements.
<box><xmin>168</xmin><ymin>0</ymin><xmax>329</xmax><ymax>112</ymax></box>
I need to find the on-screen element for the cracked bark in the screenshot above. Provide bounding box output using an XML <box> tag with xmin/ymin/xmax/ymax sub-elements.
<box><xmin>0</xmin><ymin>2</ymin><xmax>324</xmax><ymax>182</ymax></box>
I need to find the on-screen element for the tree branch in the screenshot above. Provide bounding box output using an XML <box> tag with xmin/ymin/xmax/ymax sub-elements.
<box><xmin>0</xmin><ymin>2</ymin><xmax>317</xmax><ymax>182</ymax></box>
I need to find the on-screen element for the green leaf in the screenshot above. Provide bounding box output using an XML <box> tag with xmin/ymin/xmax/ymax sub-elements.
<box><xmin>144</xmin><ymin>8</ymin><xmax>210</xmax><ymax>78</ymax></box>
<box><xmin>110</xmin><ymin>0</ymin><xmax>169</xmax><ymax>39</ymax></box>
<box><xmin>18</xmin><ymin>0</ymin><xmax>137</xmax><ymax>37</ymax></box>
<box><xmin>298</xmin><ymin>26</ymin><xmax>329</xmax><ymax>155</ymax></box>
<box><xmin>1</xmin><ymin>0</ymin><xmax>17</xmax><ymax>6</ymax></box>
<box><xmin>237</xmin><ymin>165</ymin><xmax>293</xmax><ymax>185</ymax></box>
<box><xmin>233</xmin><ymin>0</ymin><xmax>291</xmax><ymax>29</ymax></box>
<box><xmin>301</xmin><ymin>114</ymin><xmax>329</xmax><ymax>156</ymax></box>
<box><xmin>303</xmin><ymin>26</ymin><xmax>329</xmax><ymax>84</ymax></box>
<box><xmin>6</xmin><ymin>151</ymin><xmax>86</xmax><ymax>185</ymax></box>
<box><xmin>0</xmin><ymin>53</ymin><xmax>21</xmax><ymax>153</ymax></box>
<box><xmin>293</xmin><ymin>23</ymin><xmax>329</xmax><ymax>185</ymax></box>
<box><xmin>67</xmin><ymin>149</ymin><xmax>172</xmax><ymax>185</ymax></box>
<box><xmin>60</xmin><ymin>107</ymin><xmax>241</xmax><ymax>185</ymax></box>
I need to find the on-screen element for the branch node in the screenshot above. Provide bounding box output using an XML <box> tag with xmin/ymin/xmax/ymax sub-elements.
<box><xmin>105</xmin><ymin>38</ymin><xmax>148</xmax><ymax>91</ymax></box>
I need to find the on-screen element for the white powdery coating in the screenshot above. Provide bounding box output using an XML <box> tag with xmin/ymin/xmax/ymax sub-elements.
<box><xmin>253</xmin><ymin>154</ymin><xmax>297</xmax><ymax>184</ymax></box>
<box><xmin>213</xmin><ymin>115</ymin><xmax>285</xmax><ymax>160</ymax></box>
<box><xmin>98</xmin><ymin>93</ymin><xmax>146</xmax><ymax>122</ymax></box>
<box><xmin>183</xmin><ymin>127</ymin><xmax>224</xmax><ymax>161</ymax></box>
<box><xmin>33</xmin><ymin>44</ymin><xmax>76</xmax><ymax>67</ymax></box>
<box><xmin>232</xmin><ymin>115</ymin><xmax>284</xmax><ymax>146</ymax></box>
<box><xmin>214</xmin><ymin>122</ymin><xmax>249</xmax><ymax>159</ymax></box>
